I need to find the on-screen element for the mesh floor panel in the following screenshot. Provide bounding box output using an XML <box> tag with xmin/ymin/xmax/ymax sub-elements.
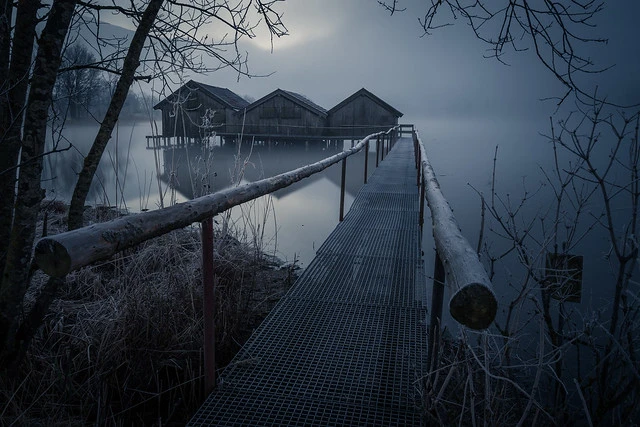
<box><xmin>189</xmin><ymin>138</ymin><xmax>428</xmax><ymax>426</ymax></box>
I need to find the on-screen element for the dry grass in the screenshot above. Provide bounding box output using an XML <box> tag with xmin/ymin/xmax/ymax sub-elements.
<box><xmin>0</xmin><ymin>202</ymin><xmax>297</xmax><ymax>426</ymax></box>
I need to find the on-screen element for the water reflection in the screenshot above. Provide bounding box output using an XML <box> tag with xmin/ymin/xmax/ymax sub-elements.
<box><xmin>159</xmin><ymin>138</ymin><xmax>379</xmax><ymax>266</ymax></box>
<box><xmin>159</xmin><ymin>139</ymin><xmax>376</xmax><ymax>200</ymax></box>
<box><xmin>43</xmin><ymin>123</ymin><xmax>378</xmax><ymax>266</ymax></box>
<box><xmin>43</xmin><ymin>121</ymin><xmax>174</xmax><ymax>212</ymax></box>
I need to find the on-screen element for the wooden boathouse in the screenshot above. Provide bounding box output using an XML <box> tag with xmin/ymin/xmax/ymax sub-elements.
<box><xmin>326</xmin><ymin>88</ymin><xmax>403</xmax><ymax>138</ymax></box>
<box><xmin>149</xmin><ymin>82</ymin><xmax>403</xmax><ymax>146</ymax></box>
<box><xmin>232</xmin><ymin>88</ymin><xmax>328</xmax><ymax>138</ymax></box>
<box><xmin>152</xmin><ymin>80</ymin><xmax>249</xmax><ymax>143</ymax></box>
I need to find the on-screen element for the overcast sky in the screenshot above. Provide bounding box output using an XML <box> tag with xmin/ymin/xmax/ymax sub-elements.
<box><xmin>143</xmin><ymin>0</ymin><xmax>640</xmax><ymax>125</ymax></box>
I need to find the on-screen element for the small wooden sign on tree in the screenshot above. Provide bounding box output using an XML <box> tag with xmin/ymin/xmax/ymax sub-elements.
<box><xmin>545</xmin><ymin>253</ymin><xmax>583</xmax><ymax>303</ymax></box>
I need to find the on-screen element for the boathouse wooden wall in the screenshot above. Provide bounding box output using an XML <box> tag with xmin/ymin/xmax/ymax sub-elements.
<box><xmin>239</xmin><ymin>92</ymin><xmax>326</xmax><ymax>137</ymax></box>
<box><xmin>160</xmin><ymin>90</ymin><xmax>228</xmax><ymax>138</ymax></box>
<box><xmin>155</xmin><ymin>81</ymin><xmax>249</xmax><ymax>139</ymax></box>
<box><xmin>327</xmin><ymin>90</ymin><xmax>402</xmax><ymax>138</ymax></box>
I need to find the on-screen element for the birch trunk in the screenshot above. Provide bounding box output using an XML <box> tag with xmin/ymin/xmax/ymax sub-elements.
<box><xmin>0</xmin><ymin>1</ymin><xmax>39</xmax><ymax>264</ymax></box>
<box><xmin>0</xmin><ymin>0</ymin><xmax>77</xmax><ymax>356</ymax></box>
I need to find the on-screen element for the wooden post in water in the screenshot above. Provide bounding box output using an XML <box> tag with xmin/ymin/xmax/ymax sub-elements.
<box><xmin>364</xmin><ymin>140</ymin><xmax>369</xmax><ymax>184</ymax></box>
<box><xmin>339</xmin><ymin>158</ymin><xmax>347</xmax><ymax>221</ymax></box>
<box><xmin>201</xmin><ymin>218</ymin><xmax>216</xmax><ymax>394</ymax></box>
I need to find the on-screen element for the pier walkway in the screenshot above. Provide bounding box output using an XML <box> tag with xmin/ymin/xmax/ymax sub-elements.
<box><xmin>188</xmin><ymin>137</ymin><xmax>428</xmax><ymax>425</ymax></box>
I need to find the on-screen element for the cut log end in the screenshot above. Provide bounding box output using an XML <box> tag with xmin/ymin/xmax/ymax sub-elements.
<box><xmin>449</xmin><ymin>283</ymin><xmax>497</xmax><ymax>330</ymax></box>
<box><xmin>34</xmin><ymin>238</ymin><xmax>71</xmax><ymax>278</ymax></box>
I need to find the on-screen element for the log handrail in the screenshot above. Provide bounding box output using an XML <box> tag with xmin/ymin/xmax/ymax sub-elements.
<box><xmin>35</xmin><ymin>130</ymin><xmax>396</xmax><ymax>277</ymax></box>
<box><xmin>414</xmin><ymin>131</ymin><xmax>497</xmax><ymax>330</ymax></box>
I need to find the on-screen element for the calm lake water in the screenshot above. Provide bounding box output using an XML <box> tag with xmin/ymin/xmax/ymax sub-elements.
<box><xmin>44</xmin><ymin>117</ymin><xmax>629</xmax><ymax>340</ymax></box>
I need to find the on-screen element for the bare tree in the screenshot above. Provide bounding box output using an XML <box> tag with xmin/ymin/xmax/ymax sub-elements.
<box><xmin>456</xmin><ymin>102</ymin><xmax>640</xmax><ymax>424</ymax></box>
<box><xmin>380</xmin><ymin>1</ymin><xmax>615</xmax><ymax>106</ymax></box>
<box><xmin>67</xmin><ymin>0</ymin><xmax>287</xmax><ymax>229</ymax></box>
<box><xmin>54</xmin><ymin>43</ymin><xmax>103</xmax><ymax>119</ymax></box>
<box><xmin>0</xmin><ymin>0</ymin><xmax>78</xmax><ymax>366</ymax></box>
<box><xmin>0</xmin><ymin>1</ymin><xmax>40</xmax><ymax>267</ymax></box>
<box><xmin>0</xmin><ymin>0</ymin><xmax>286</xmax><ymax>367</ymax></box>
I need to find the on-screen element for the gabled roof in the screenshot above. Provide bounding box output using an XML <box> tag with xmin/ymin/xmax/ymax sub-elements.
<box><xmin>328</xmin><ymin>88</ymin><xmax>403</xmax><ymax>118</ymax></box>
<box><xmin>242</xmin><ymin>89</ymin><xmax>327</xmax><ymax>117</ymax></box>
<box><xmin>153</xmin><ymin>80</ymin><xmax>249</xmax><ymax>110</ymax></box>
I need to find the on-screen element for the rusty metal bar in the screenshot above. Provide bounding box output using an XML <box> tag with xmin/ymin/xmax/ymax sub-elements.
<box><xmin>427</xmin><ymin>252</ymin><xmax>445</xmax><ymax>374</ymax></box>
<box><xmin>364</xmin><ymin>140</ymin><xmax>369</xmax><ymax>184</ymax></box>
<box><xmin>339</xmin><ymin>157</ymin><xmax>347</xmax><ymax>222</ymax></box>
<box><xmin>416</xmin><ymin>147</ymin><xmax>421</xmax><ymax>187</ymax></box>
<box><xmin>201</xmin><ymin>217</ymin><xmax>216</xmax><ymax>393</ymax></box>
<box><xmin>419</xmin><ymin>176</ymin><xmax>425</xmax><ymax>228</ymax></box>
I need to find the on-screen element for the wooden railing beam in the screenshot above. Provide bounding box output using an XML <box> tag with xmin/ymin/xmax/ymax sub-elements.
<box><xmin>35</xmin><ymin>132</ymin><xmax>388</xmax><ymax>277</ymax></box>
<box><xmin>414</xmin><ymin>131</ymin><xmax>497</xmax><ymax>330</ymax></box>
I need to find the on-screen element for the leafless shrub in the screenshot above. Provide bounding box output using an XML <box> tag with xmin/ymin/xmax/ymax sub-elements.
<box><xmin>438</xmin><ymin>100</ymin><xmax>640</xmax><ymax>425</ymax></box>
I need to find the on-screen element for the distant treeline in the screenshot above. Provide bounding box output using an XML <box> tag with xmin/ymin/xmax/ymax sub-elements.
<box><xmin>52</xmin><ymin>43</ymin><xmax>147</xmax><ymax>121</ymax></box>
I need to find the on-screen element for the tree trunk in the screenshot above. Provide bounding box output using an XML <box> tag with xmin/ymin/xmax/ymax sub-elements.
<box><xmin>0</xmin><ymin>2</ymin><xmax>39</xmax><ymax>265</ymax></box>
<box><xmin>0</xmin><ymin>0</ymin><xmax>77</xmax><ymax>360</ymax></box>
<box><xmin>0</xmin><ymin>0</ymin><xmax>12</xmax><ymax>82</ymax></box>
<box><xmin>67</xmin><ymin>0</ymin><xmax>164</xmax><ymax>230</ymax></box>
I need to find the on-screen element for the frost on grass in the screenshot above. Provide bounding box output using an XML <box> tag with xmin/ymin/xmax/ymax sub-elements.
<box><xmin>1</xmin><ymin>202</ymin><xmax>298</xmax><ymax>425</ymax></box>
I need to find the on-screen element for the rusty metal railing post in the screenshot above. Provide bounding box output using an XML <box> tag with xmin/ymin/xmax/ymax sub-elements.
<box><xmin>419</xmin><ymin>177</ymin><xmax>425</xmax><ymax>228</ymax></box>
<box><xmin>339</xmin><ymin>157</ymin><xmax>347</xmax><ymax>221</ymax></box>
<box><xmin>411</xmin><ymin>133</ymin><xmax>420</xmax><ymax>169</ymax></box>
<box><xmin>427</xmin><ymin>252</ymin><xmax>445</xmax><ymax>374</ymax></box>
<box><xmin>364</xmin><ymin>140</ymin><xmax>369</xmax><ymax>184</ymax></box>
<box><xmin>201</xmin><ymin>217</ymin><xmax>216</xmax><ymax>394</ymax></box>
<box><xmin>416</xmin><ymin>147</ymin><xmax>421</xmax><ymax>187</ymax></box>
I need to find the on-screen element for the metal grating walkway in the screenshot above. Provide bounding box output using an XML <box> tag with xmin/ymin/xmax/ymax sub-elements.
<box><xmin>189</xmin><ymin>138</ymin><xmax>428</xmax><ymax>426</ymax></box>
